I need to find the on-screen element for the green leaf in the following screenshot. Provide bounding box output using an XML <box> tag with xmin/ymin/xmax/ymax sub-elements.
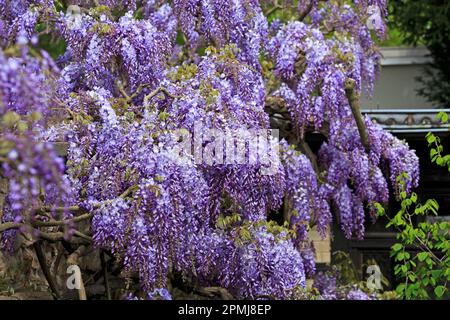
<box><xmin>405</xmin><ymin>284</ymin><xmax>416</xmax><ymax>299</ymax></box>
<box><xmin>437</xmin><ymin>111</ymin><xmax>449</xmax><ymax>123</ymax></box>
<box><xmin>2</xmin><ymin>111</ymin><xmax>21</xmax><ymax>128</ymax></box>
<box><xmin>430</xmin><ymin>269</ymin><xmax>442</xmax><ymax>278</ymax></box>
<box><xmin>396</xmin><ymin>283</ymin><xmax>406</xmax><ymax>296</ymax></box>
<box><xmin>417</xmin><ymin>252</ymin><xmax>428</xmax><ymax>262</ymax></box>
<box><xmin>0</xmin><ymin>140</ymin><xmax>14</xmax><ymax>156</ymax></box>
<box><xmin>158</xmin><ymin>111</ymin><xmax>170</xmax><ymax>121</ymax></box>
<box><xmin>394</xmin><ymin>265</ymin><xmax>401</xmax><ymax>275</ymax></box>
<box><xmin>439</xmin><ymin>222</ymin><xmax>449</xmax><ymax>230</ymax></box>
<box><xmin>392</xmin><ymin>243</ymin><xmax>403</xmax><ymax>252</ymax></box>
<box><xmin>17</xmin><ymin>120</ymin><xmax>28</xmax><ymax>132</ymax></box>
<box><xmin>430</xmin><ymin>277</ymin><xmax>437</xmax><ymax>286</ymax></box>
<box><xmin>442</xmin><ymin>155</ymin><xmax>450</xmax><ymax>164</ymax></box>
<box><xmin>419</xmin><ymin>289</ymin><xmax>429</xmax><ymax>299</ymax></box>
<box><xmin>434</xmin><ymin>285</ymin><xmax>446</xmax><ymax>298</ymax></box>
<box><xmin>430</xmin><ymin>148</ymin><xmax>437</xmax><ymax>158</ymax></box>
<box><xmin>29</xmin><ymin>111</ymin><xmax>42</xmax><ymax>122</ymax></box>
<box><xmin>374</xmin><ymin>202</ymin><xmax>385</xmax><ymax>216</ymax></box>
<box><xmin>426</xmin><ymin>133</ymin><xmax>436</xmax><ymax>145</ymax></box>
<box><xmin>401</xmin><ymin>264</ymin><xmax>408</xmax><ymax>273</ymax></box>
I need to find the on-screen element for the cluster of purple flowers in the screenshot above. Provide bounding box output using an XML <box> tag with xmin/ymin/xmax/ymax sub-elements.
<box><xmin>190</xmin><ymin>224</ymin><xmax>306</xmax><ymax>299</ymax></box>
<box><xmin>173</xmin><ymin>0</ymin><xmax>268</xmax><ymax>69</ymax></box>
<box><xmin>0</xmin><ymin>0</ymin><xmax>54</xmax><ymax>45</ymax></box>
<box><xmin>0</xmin><ymin>48</ymin><xmax>73</xmax><ymax>252</ymax></box>
<box><xmin>0</xmin><ymin>45</ymin><xmax>59</xmax><ymax>117</ymax></box>
<box><xmin>76</xmin><ymin>87</ymin><xmax>300</xmax><ymax>296</ymax></box>
<box><xmin>0</xmin><ymin>0</ymin><xmax>420</xmax><ymax>300</ymax></box>
<box><xmin>313</xmin><ymin>271</ymin><xmax>372</xmax><ymax>300</ymax></box>
<box><xmin>281</xmin><ymin>140</ymin><xmax>330</xmax><ymax>241</ymax></box>
<box><xmin>56</xmin><ymin>9</ymin><xmax>172</xmax><ymax>99</ymax></box>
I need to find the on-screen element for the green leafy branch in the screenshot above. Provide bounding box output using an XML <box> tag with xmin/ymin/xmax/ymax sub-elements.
<box><xmin>426</xmin><ymin>111</ymin><xmax>450</xmax><ymax>170</ymax></box>
<box><xmin>375</xmin><ymin>173</ymin><xmax>449</xmax><ymax>299</ymax></box>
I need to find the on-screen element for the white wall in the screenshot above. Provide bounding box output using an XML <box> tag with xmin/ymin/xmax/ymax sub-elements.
<box><xmin>361</xmin><ymin>47</ymin><xmax>434</xmax><ymax>109</ymax></box>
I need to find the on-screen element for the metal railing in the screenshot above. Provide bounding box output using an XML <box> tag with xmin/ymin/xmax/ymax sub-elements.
<box><xmin>361</xmin><ymin>108</ymin><xmax>450</xmax><ymax>133</ymax></box>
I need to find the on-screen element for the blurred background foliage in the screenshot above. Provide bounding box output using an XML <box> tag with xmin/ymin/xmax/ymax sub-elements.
<box><xmin>387</xmin><ymin>0</ymin><xmax>450</xmax><ymax>107</ymax></box>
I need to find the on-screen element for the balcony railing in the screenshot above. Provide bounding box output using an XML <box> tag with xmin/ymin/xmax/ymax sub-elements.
<box><xmin>362</xmin><ymin>108</ymin><xmax>450</xmax><ymax>133</ymax></box>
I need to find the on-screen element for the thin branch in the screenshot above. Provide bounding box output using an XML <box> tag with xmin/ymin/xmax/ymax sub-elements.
<box><xmin>0</xmin><ymin>221</ymin><xmax>91</xmax><ymax>245</ymax></box>
<box><xmin>406</xmin><ymin>213</ymin><xmax>441</xmax><ymax>264</ymax></box>
<box><xmin>298</xmin><ymin>139</ymin><xmax>320</xmax><ymax>174</ymax></box>
<box><xmin>33</xmin><ymin>185</ymin><xmax>137</xmax><ymax>226</ymax></box>
<box><xmin>143</xmin><ymin>86</ymin><xmax>177</xmax><ymax>106</ymax></box>
<box><xmin>37</xmin><ymin>205</ymin><xmax>83</xmax><ymax>215</ymax></box>
<box><xmin>298</xmin><ymin>0</ymin><xmax>315</xmax><ymax>21</ymax></box>
<box><xmin>384</xmin><ymin>211</ymin><xmax>442</xmax><ymax>264</ymax></box>
<box><xmin>0</xmin><ymin>185</ymin><xmax>138</xmax><ymax>236</ymax></box>
<box><xmin>32</xmin><ymin>213</ymin><xmax>93</xmax><ymax>227</ymax></box>
<box><xmin>115</xmin><ymin>80</ymin><xmax>131</xmax><ymax>101</ymax></box>
<box><xmin>0</xmin><ymin>222</ymin><xmax>21</xmax><ymax>232</ymax></box>
<box><xmin>119</xmin><ymin>184</ymin><xmax>139</xmax><ymax>199</ymax></box>
<box><xmin>345</xmin><ymin>78</ymin><xmax>370</xmax><ymax>153</ymax></box>
<box><xmin>129</xmin><ymin>83</ymin><xmax>152</xmax><ymax>100</ymax></box>
<box><xmin>265</xmin><ymin>3</ymin><xmax>282</xmax><ymax>17</ymax></box>
<box><xmin>73</xmin><ymin>230</ymin><xmax>93</xmax><ymax>242</ymax></box>
<box><xmin>36</xmin><ymin>231</ymin><xmax>67</xmax><ymax>242</ymax></box>
<box><xmin>37</xmin><ymin>230</ymin><xmax>91</xmax><ymax>244</ymax></box>
<box><xmin>283</xmin><ymin>195</ymin><xmax>293</xmax><ymax>225</ymax></box>
<box><xmin>100</xmin><ymin>250</ymin><xmax>112</xmax><ymax>300</ymax></box>
<box><xmin>33</xmin><ymin>241</ymin><xmax>61</xmax><ymax>300</ymax></box>
<box><xmin>299</xmin><ymin>0</ymin><xmax>327</xmax><ymax>21</ymax></box>
<box><xmin>52</xmin><ymin>243</ymin><xmax>65</xmax><ymax>276</ymax></box>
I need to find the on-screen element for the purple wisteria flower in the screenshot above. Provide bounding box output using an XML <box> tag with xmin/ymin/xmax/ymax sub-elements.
<box><xmin>0</xmin><ymin>0</ymin><xmax>418</xmax><ymax>300</ymax></box>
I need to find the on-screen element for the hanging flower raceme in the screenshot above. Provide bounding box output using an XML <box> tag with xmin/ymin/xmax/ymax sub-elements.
<box><xmin>173</xmin><ymin>0</ymin><xmax>268</xmax><ymax>69</ymax></box>
<box><xmin>74</xmin><ymin>89</ymin><xmax>306</xmax><ymax>298</ymax></box>
<box><xmin>0</xmin><ymin>48</ymin><xmax>73</xmax><ymax>253</ymax></box>
<box><xmin>0</xmin><ymin>0</ymin><xmax>54</xmax><ymax>45</ymax></box>
<box><xmin>0</xmin><ymin>0</ymin><xmax>422</xmax><ymax>301</ymax></box>
<box><xmin>56</xmin><ymin>9</ymin><xmax>171</xmax><ymax>99</ymax></box>
<box><xmin>0</xmin><ymin>47</ymin><xmax>60</xmax><ymax>118</ymax></box>
<box><xmin>191</xmin><ymin>224</ymin><xmax>307</xmax><ymax>299</ymax></box>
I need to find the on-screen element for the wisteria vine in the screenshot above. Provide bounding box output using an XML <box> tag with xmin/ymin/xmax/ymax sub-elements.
<box><xmin>0</xmin><ymin>0</ymin><xmax>419</xmax><ymax>300</ymax></box>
